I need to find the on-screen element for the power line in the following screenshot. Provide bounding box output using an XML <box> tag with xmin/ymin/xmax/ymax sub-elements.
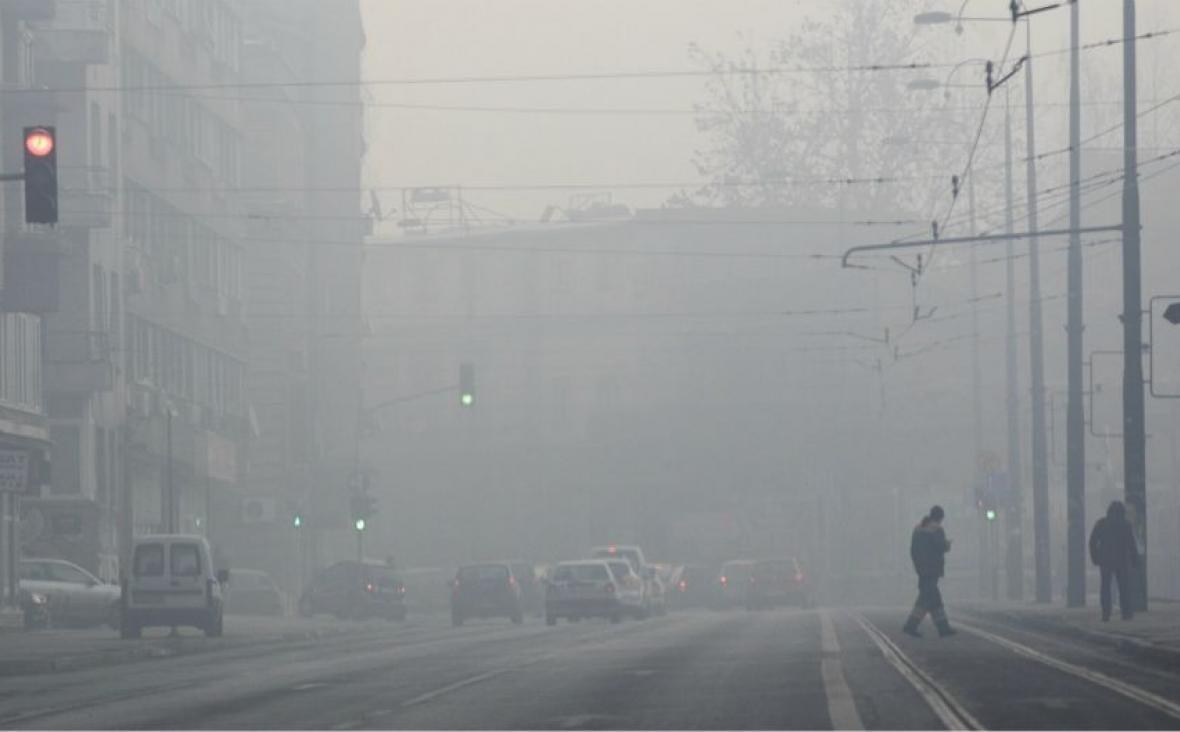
<box><xmin>3</xmin><ymin>28</ymin><xmax>1171</xmax><ymax>97</ymax></box>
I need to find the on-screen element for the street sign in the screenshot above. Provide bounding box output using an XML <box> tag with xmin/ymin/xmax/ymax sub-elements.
<box><xmin>0</xmin><ymin>449</ymin><xmax>30</xmax><ymax>492</ymax></box>
<box><xmin>1164</xmin><ymin>302</ymin><xmax>1180</xmax><ymax>325</ymax></box>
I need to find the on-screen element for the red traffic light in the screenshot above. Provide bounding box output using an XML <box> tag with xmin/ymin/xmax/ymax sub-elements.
<box><xmin>24</xmin><ymin>128</ymin><xmax>55</xmax><ymax>158</ymax></box>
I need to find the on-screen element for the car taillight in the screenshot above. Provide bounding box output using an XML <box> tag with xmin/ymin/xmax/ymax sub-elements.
<box><xmin>365</xmin><ymin>582</ymin><xmax>375</xmax><ymax>593</ymax></box>
<box><xmin>678</xmin><ymin>580</ymin><xmax>687</xmax><ymax>592</ymax></box>
<box><xmin>795</xmin><ymin>572</ymin><xmax>805</xmax><ymax>584</ymax></box>
<box><xmin>720</xmin><ymin>576</ymin><xmax>728</xmax><ymax>586</ymax></box>
<box><xmin>604</xmin><ymin>583</ymin><xmax>616</xmax><ymax>595</ymax></box>
<box><xmin>509</xmin><ymin>576</ymin><xmax>517</xmax><ymax>588</ymax></box>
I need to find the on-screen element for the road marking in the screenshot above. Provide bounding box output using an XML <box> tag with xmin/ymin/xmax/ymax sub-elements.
<box><xmin>819</xmin><ymin>611</ymin><xmax>865</xmax><ymax>730</ymax></box>
<box><xmin>853</xmin><ymin>613</ymin><xmax>983</xmax><ymax>731</ymax></box>
<box><xmin>959</xmin><ymin>621</ymin><xmax>1180</xmax><ymax>721</ymax></box>
<box><xmin>400</xmin><ymin>669</ymin><xmax>508</xmax><ymax>708</ymax></box>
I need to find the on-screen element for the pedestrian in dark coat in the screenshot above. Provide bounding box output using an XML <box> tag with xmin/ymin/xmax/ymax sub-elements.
<box><xmin>903</xmin><ymin>505</ymin><xmax>956</xmax><ymax>638</ymax></box>
<box><xmin>1089</xmin><ymin>500</ymin><xmax>1139</xmax><ymax>621</ymax></box>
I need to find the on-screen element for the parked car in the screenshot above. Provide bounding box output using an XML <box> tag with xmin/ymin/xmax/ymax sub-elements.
<box><xmin>717</xmin><ymin>559</ymin><xmax>757</xmax><ymax>608</ymax></box>
<box><xmin>298</xmin><ymin>560</ymin><xmax>407</xmax><ymax>621</ymax></box>
<box><xmin>668</xmin><ymin>564</ymin><xmax>720</xmax><ymax>610</ymax></box>
<box><xmin>18</xmin><ymin>587</ymin><xmax>50</xmax><ymax>631</ymax></box>
<box><xmin>450</xmin><ymin>562</ymin><xmax>524</xmax><ymax>626</ymax></box>
<box><xmin>545</xmin><ymin>560</ymin><xmax>637</xmax><ymax>625</ymax></box>
<box><xmin>746</xmin><ymin>558</ymin><xmax>812</xmax><ymax>610</ymax></box>
<box><xmin>224</xmin><ymin>568</ymin><xmax>286</xmax><ymax>616</ymax></box>
<box><xmin>122</xmin><ymin>535</ymin><xmax>227</xmax><ymax>638</ymax></box>
<box><xmin>19</xmin><ymin>558</ymin><xmax>122</xmax><ymax>629</ymax></box>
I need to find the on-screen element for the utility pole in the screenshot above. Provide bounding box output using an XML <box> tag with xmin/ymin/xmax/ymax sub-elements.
<box><xmin>1066</xmin><ymin>0</ymin><xmax>1086</xmax><ymax>608</ymax></box>
<box><xmin>1004</xmin><ymin>87</ymin><xmax>1025</xmax><ymax>600</ymax></box>
<box><xmin>969</xmin><ymin>174</ymin><xmax>989</xmax><ymax>599</ymax></box>
<box><xmin>1121</xmin><ymin>0</ymin><xmax>1148</xmax><ymax>612</ymax></box>
<box><xmin>1023</xmin><ymin>20</ymin><xmax>1051</xmax><ymax>604</ymax></box>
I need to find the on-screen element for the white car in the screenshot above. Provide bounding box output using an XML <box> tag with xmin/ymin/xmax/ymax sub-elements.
<box><xmin>122</xmin><ymin>535</ymin><xmax>228</xmax><ymax>638</ymax></box>
<box><xmin>602</xmin><ymin>559</ymin><xmax>650</xmax><ymax>619</ymax></box>
<box><xmin>19</xmin><ymin>558</ymin><xmax>122</xmax><ymax>629</ymax></box>
<box><xmin>545</xmin><ymin>560</ymin><xmax>637</xmax><ymax>625</ymax></box>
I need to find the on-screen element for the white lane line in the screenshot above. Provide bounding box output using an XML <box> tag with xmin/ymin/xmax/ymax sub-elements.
<box><xmin>400</xmin><ymin>669</ymin><xmax>509</xmax><ymax>708</ymax></box>
<box><xmin>958</xmin><ymin>621</ymin><xmax>1180</xmax><ymax>721</ymax></box>
<box><xmin>852</xmin><ymin>613</ymin><xmax>983</xmax><ymax>731</ymax></box>
<box><xmin>819</xmin><ymin>610</ymin><xmax>865</xmax><ymax>731</ymax></box>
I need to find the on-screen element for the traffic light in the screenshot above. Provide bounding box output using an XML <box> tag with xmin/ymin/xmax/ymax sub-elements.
<box><xmin>459</xmin><ymin>362</ymin><xmax>475</xmax><ymax>407</ymax></box>
<box><xmin>23</xmin><ymin>126</ymin><xmax>57</xmax><ymax>224</ymax></box>
<box><xmin>350</xmin><ymin>493</ymin><xmax>377</xmax><ymax>524</ymax></box>
<box><xmin>293</xmin><ymin>513</ymin><xmax>304</xmax><ymax>529</ymax></box>
<box><xmin>354</xmin><ymin>518</ymin><xmax>366</xmax><ymax>532</ymax></box>
<box><xmin>985</xmin><ymin>509</ymin><xmax>998</xmax><ymax>522</ymax></box>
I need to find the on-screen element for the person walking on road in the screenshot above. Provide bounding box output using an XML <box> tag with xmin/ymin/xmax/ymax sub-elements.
<box><xmin>1089</xmin><ymin>500</ymin><xmax>1139</xmax><ymax>621</ymax></box>
<box><xmin>903</xmin><ymin>505</ymin><xmax>956</xmax><ymax>638</ymax></box>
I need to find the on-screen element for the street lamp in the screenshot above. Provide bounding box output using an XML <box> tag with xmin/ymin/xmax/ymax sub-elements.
<box><xmin>914</xmin><ymin>1</ymin><xmax>1008</xmax><ymax>34</ymax></box>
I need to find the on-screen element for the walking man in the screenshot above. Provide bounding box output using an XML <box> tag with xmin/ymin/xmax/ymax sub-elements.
<box><xmin>904</xmin><ymin>505</ymin><xmax>956</xmax><ymax>638</ymax></box>
<box><xmin>1089</xmin><ymin>500</ymin><xmax>1139</xmax><ymax>621</ymax></box>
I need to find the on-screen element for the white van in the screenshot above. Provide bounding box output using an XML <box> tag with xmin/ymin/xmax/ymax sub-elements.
<box><xmin>121</xmin><ymin>535</ymin><xmax>228</xmax><ymax>638</ymax></box>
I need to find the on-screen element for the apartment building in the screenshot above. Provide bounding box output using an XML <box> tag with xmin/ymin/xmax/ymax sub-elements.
<box><xmin>0</xmin><ymin>0</ymin><xmax>55</xmax><ymax>605</ymax></box>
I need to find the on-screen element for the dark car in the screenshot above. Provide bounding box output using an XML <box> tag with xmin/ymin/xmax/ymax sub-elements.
<box><xmin>225</xmin><ymin>569</ymin><xmax>286</xmax><ymax>616</ymax></box>
<box><xmin>298</xmin><ymin>560</ymin><xmax>407</xmax><ymax>621</ymax></box>
<box><xmin>746</xmin><ymin>558</ymin><xmax>812</xmax><ymax>610</ymax></box>
<box><xmin>669</xmin><ymin>564</ymin><xmax>720</xmax><ymax>610</ymax></box>
<box><xmin>451</xmin><ymin>563</ymin><xmax>524</xmax><ymax>626</ymax></box>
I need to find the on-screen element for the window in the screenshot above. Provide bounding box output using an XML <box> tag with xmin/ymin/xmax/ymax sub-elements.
<box><xmin>47</xmin><ymin>562</ymin><xmax>93</xmax><ymax>585</ymax></box>
<box><xmin>553</xmin><ymin>564</ymin><xmax>610</xmax><ymax>582</ymax></box>
<box><xmin>19</xmin><ymin>563</ymin><xmax>48</xmax><ymax>581</ymax></box>
<box><xmin>133</xmin><ymin>544</ymin><xmax>165</xmax><ymax>577</ymax></box>
<box><xmin>170</xmin><ymin>543</ymin><xmax>201</xmax><ymax>577</ymax></box>
<box><xmin>89</xmin><ymin>102</ymin><xmax>102</xmax><ymax>168</ymax></box>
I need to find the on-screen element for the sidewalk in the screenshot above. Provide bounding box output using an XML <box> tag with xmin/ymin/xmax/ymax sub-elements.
<box><xmin>0</xmin><ymin>614</ymin><xmax>391</xmax><ymax>676</ymax></box>
<box><xmin>965</xmin><ymin>598</ymin><xmax>1180</xmax><ymax>664</ymax></box>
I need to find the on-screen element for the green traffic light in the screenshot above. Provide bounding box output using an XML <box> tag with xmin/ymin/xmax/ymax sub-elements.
<box><xmin>293</xmin><ymin>515</ymin><xmax>303</xmax><ymax>528</ymax></box>
<box><xmin>460</xmin><ymin>392</ymin><xmax>474</xmax><ymax>407</ymax></box>
<box><xmin>355</xmin><ymin>518</ymin><xmax>366</xmax><ymax>532</ymax></box>
<box><xmin>986</xmin><ymin>509</ymin><xmax>997</xmax><ymax>521</ymax></box>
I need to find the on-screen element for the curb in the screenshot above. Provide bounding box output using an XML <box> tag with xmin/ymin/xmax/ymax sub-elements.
<box><xmin>0</xmin><ymin>624</ymin><xmax>367</xmax><ymax>677</ymax></box>
<box><xmin>980</xmin><ymin>608</ymin><xmax>1180</xmax><ymax>667</ymax></box>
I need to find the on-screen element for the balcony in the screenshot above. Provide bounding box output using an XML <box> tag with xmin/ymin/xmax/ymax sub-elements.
<box><xmin>31</xmin><ymin>0</ymin><xmax>109</xmax><ymax>65</ymax></box>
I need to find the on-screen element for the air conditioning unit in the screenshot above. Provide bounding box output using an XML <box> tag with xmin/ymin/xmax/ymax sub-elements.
<box><xmin>241</xmin><ymin>497</ymin><xmax>277</xmax><ymax>524</ymax></box>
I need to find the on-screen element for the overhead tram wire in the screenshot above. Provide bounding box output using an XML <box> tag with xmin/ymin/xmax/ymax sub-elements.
<box><xmin>2</xmin><ymin>27</ymin><xmax>1170</xmax><ymax>98</ymax></box>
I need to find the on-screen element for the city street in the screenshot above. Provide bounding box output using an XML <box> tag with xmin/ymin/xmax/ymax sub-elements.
<box><xmin>3</xmin><ymin>606</ymin><xmax>1180</xmax><ymax>729</ymax></box>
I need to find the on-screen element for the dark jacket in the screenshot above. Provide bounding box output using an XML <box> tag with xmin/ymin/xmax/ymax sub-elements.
<box><xmin>911</xmin><ymin>520</ymin><xmax>951</xmax><ymax>579</ymax></box>
<box><xmin>1089</xmin><ymin>502</ymin><xmax>1138</xmax><ymax>570</ymax></box>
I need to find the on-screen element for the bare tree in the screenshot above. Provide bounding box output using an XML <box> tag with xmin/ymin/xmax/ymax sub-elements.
<box><xmin>684</xmin><ymin>0</ymin><xmax>958</xmax><ymax>217</ymax></box>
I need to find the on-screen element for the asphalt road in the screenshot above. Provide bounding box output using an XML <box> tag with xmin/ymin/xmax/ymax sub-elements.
<box><xmin>3</xmin><ymin>607</ymin><xmax>1180</xmax><ymax>729</ymax></box>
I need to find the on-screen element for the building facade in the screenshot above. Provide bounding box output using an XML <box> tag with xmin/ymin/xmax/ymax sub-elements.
<box><xmin>5</xmin><ymin>0</ymin><xmax>366</xmax><ymax>591</ymax></box>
